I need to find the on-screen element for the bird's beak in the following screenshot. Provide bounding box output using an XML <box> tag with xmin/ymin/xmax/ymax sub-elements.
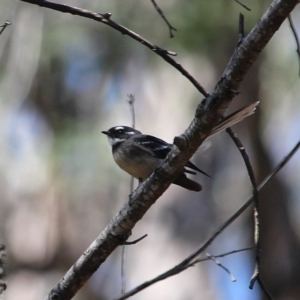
<box><xmin>102</xmin><ymin>131</ymin><xmax>109</xmax><ymax>136</ymax></box>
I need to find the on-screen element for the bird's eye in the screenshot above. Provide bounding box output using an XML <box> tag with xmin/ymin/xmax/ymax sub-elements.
<box><xmin>118</xmin><ymin>130</ymin><xmax>123</xmax><ymax>133</ymax></box>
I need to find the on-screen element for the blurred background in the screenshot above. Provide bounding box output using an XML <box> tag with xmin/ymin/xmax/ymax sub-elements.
<box><xmin>0</xmin><ymin>0</ymin><xmax>300</xmax><ymax>299</ymax></box>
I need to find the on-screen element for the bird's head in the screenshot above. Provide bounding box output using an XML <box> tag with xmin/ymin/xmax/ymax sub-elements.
<box><xmin>102</xmin><ymin>126</ymin><xmax>141</xmax><ymax>146</ymax></box>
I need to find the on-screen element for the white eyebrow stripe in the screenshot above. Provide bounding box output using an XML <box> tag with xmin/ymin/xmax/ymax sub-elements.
<box><xmin>127</xmin><ymin>131</ymin><xmax>136</xmax><ymax>135</ymax></box>
<box><xmin>115</xmin><ymin>126</ymin><xmax>124</xmax><ymax>130</ymax></box>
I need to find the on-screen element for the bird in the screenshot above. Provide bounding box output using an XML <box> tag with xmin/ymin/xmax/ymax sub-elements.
<box><xmin>102</xmin><ymin>102</ymin><xmax>259</xmax><ymax>192</ymax></box>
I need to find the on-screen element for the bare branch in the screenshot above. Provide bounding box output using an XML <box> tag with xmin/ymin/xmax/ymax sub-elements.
<box><xmin>0</xmin><ymin>245</ymin><xmax>7</xmax><ymax>296</ymax></box>
<box><xmin>121</xmin><ymin>94</ymin><xmax>137</xmax><ymax>294</ymax></box>
<box><xmin>115</xmin><ymin>248</ymin><xmax>252</xmax><ymax>300</ymax></box>
<box><xmin>20</xmin><ymin>0</ymin><xmax>209</xmax><ymax>97</ymax></box>
<box><xmin>206</xmin><ymin>253</ymin><xmax>236</xmax><ymax>282</ymax></box>
<box><xmin>121</xmin><ymin>234</ymin><xmax>147</xmax><ymax>245</ymax></box>
<box><xmin>150</xmin><ymin>0</ymin><xmax>177</xmax><ymax>38</ymax></box>
<box><xmin>126</xmin><ymin>94</ymin><xmax>136</xmax><ymax>130</ymax></box>
<box><xmin>120</xmin><ymin>245</ymin><xmax>126</xmax><ymax>295</ymax></box>
<box><xmin>226</xmin><ymin>128</ymin><xmax>272</xmax><ymax>298</ymax></box>
<box><xmin>0</xmin><ymin>21</ymin><xmax>11</xmax><ymax>36</ymax></box>
<box><xmin>259</xmin><ymin>141</ymin><xmax>300</xmax><ymax>189</ymax></box>
<box><xmin>238</xmin><ymin>13</ymin><xmax>245</xmax><ymax>45</ymax></box>
<box><xmin>225</xmin><ymin>129</ymin><xmax>257</xmax><ymax>195</ymax></box>
<box><xmin>234</xmin><ymin>0</ymin><xmax>252</xmax><ymax>11</ymax></box>
<box><xmin>288</xmin><ymin>14</ymin><xmax>300</xmax><ymax>76</ymax></box>
<box><xmin>187</xmin><ymin>247</ymin><xmax>254</xmax><ymax>268</ymax></box>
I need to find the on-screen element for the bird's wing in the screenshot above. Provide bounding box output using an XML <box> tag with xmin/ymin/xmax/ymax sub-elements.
<box><xmin>133</xmin><ymin>135</ymin><xmax>210</xmax><ymax>177</ymax></box>
<box><xmin>133</xmin><ymin>135</ymin><xmax>172</xmax><ymax>159</ymax></box>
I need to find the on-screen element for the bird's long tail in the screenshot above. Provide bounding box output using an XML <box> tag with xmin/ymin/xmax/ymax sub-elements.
<box><xmin>210</xmin><ymin>101</ymin><xmax>259</xmax><ymax>136</ymax></box>
<box><xmin>173</xmin><ymin>173</ymin><xmax>202</xmax><ymax>192</ymax></box>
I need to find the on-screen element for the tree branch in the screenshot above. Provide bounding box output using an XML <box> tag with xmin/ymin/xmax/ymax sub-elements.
<box><xmin>287</xmin><ymin>14</ymin><xmax>300</xmax><ymax>76</ymax></box>
<box><xmin>0</xmin><ymin>245</ymin><xmax>6</xmax><ymax>296</ymax></box>
<box><xmin>20</xmin><ymin>0</ymin><xmax>208</xmax><ymax>97</ymax></box>
<box><xmin>150</xmin><ymin>0</ymin><xmax>177</xmax><ymax>38</ymax></box>
<box><xmin>0</xmin><ymin>21</ymin><xmax>11</xmax><ymax>36</ymax></box>
<box><xmin>226</xmin><ymin>129</ymin><xmax>272</xmax><ymax>298</ymax></box>
<box><xmin>234</xmin><ymin>0</ymin><xmax>251</xmax><ymax>11</ymax></box>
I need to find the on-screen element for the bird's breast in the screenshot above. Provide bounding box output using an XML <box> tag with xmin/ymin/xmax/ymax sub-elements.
<box><xmin>113</xmin><ymin>148</ymin><xmax>160</xmax><ymax>180</ymax></box>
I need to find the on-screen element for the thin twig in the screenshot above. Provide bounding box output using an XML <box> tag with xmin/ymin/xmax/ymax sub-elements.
<box><xmin>288</xmin><ymin>14</ymin><xmax>300</xmax><ymax>77</ymax></box>
<box><xmin>127</xmin><ymin>94</ymin><xmax>136</xmax><ymax>130</ymax></box>
<box><xmin>115</xmin><ymin>247</ymin><xmax>252</xmax><ymax>300</ymax></box>
<box><xmin>235</xmin><ymin>14</ymin><xmax>269</xmax><ymax>297</ymax></box>
<box><xmin>238</xmin><ymin>13</ymin><xmax>245</xmax><ymax>45</ymax></box>
<box><xmin>259</xmin><ymin>144</ymin><xmax>300</xmax><ymax>189</ymax></box>
<box><xmin>234</xmin><ymin>0</ymin><xmax>251</xmax><ymax>11</ymax></box>
<box><xmin>121</xmin><ymin>245</ymin><xmax>126</xmax><ymax>294</ymax></box>
<box><xmin>189</xmin><ymin>247</ymin><xmax>253</xmax><ymax>265</ymax></box>
<box><xmin>121</xmin><ymin>94</ymin><xmax>137</xmax><ymax>294</ymax></box>
<box><xmin>226</xmin><ymin>128</ymin><xmax>271</xmax><ymax>298</ymax></box>
<box><xmin>127</xmin><ymin>94</ymin><xmax>136</xmax><ymax>199</ymax></box>
<box><xmin>20</xmin><ymin>0</ymin><xmax>208</xmax><ymax>97</ymax></box>
<box><xmin>121</xmin><ymin>234</ymin><xmax>148</xmax><ymax>245</ymax></box>
<box><xmin>0</xmin><ymin>21</ymin><xmax>11</xmax><ymax>36</ymax></box>
<box><xmin>114</xmin><ymin>140</ymin><xmax>300</xmax><ymax>300</ymax></box>
<box><xmin>0</xmin><ymin>245</ymin><xmax>7</xmax><ymax>297</ymax></box>
<box><xmin>114</xmin><ymin>247</ymin><xmax>252</xmax><ymax>300</ymax></box>
<box><xmin>150</xmin><ymin>0</ymin><xmax>177</xmax><ymax>38</ymax></box>
<box><xmin>206</xmin><ymin>253</ymin><xmax>236</xmax><ymax>282</ymax></box>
